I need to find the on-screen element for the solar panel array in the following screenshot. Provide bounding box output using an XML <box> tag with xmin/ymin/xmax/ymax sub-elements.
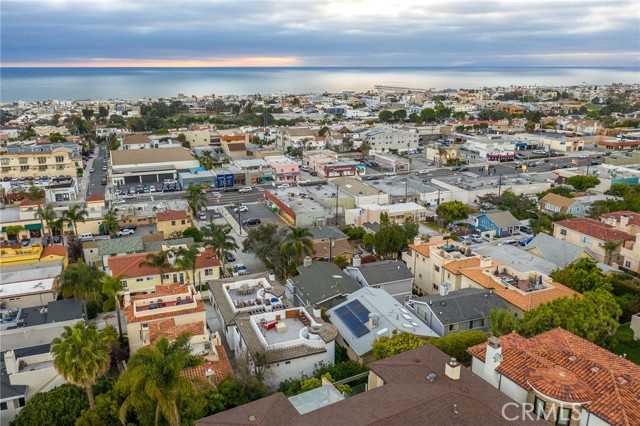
<box><xmin>334</xmin><ymin>299</ymin><xmax>371</xmax><ymax>338</ymax></box>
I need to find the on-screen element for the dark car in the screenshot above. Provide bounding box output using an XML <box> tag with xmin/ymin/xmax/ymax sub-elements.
<box><xmin>224</xmin><ymin>187</ymin><xmax>239</xmax><ymax>192</ymax></box>
<box><xmin>53</xmin><ymin>235</ymin><xmax>62</xmax><ymax>244</ymax></box>
<box><xmin>453</xmin><ymin>167</ymin><xmax>469</xmax><ymax>172</ymax></box>
<box><xmin>224</xmin><ymin>251</ymin><xmax>236</xmax><ymax>262</ymax></box>
<box><xmin>243</xmin><ymin>218</ymin><xmax>261</xmax><ymax>226</ymax></box>
<box><xmin>21</xmin><ymin>238</ymin><xmax>31</xmax><ymax>247</ymax></box>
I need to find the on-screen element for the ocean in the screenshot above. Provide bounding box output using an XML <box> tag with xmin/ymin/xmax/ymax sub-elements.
<box><xmin>1</xmin><ymin>66</ymin><xmax>638</xmax><ymax>102</ymax></box>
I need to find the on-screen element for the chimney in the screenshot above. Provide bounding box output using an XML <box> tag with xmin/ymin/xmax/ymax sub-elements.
<box><xmin>312</xmin><ymin>304</ymin><xmax>322</xmax><ymax>318</ymax></box>
<box><xmin>368</xmin><ymin>313</ymin><xmax>379</xmax><ymax>329</ymax></box>
<box><xmin>4</xmin><ymin>350</ymin><xmax>16</xmax><ymax>375</ymax></box>
<box><xmin>352</xmin><ymin>255</ymin><xmax>361</xmax><ymax>267</ymax></box>
<box><xmin>483</xmin><ymin>336</ymin><xmax>503</xmax><ymax>388</ymax></box>
<box><xmin>620</xmin><ymin>214</ymin><xmax>629</xmax><ymax>228</ymax></box>
<box><xmin>445</xmin><ymin>358</ymin><xmax>461</xmax><ymax>380</ymax></box>
<box><xmin>414</xmin><ymin>235</ymin><xmax>422</xmax><ymax>246</ymax></box>
<box><xmin>439</xmin><ymin>282</ymin><xmax>450</xmax><ymax>296</ymax></box>
<box><xmin>303</xmin><ymin>256</ymin><xmax>313</xmax><ymax>267</ymax></box>
<box><xmin>480</xmin><ymin>256</ymin><xmax>492</xmax><ymax>268</ymax></box>
<box><xmin>140</xmin><ymin>323</ymin><xmax>150</xmax><ymax>345</ymax></box>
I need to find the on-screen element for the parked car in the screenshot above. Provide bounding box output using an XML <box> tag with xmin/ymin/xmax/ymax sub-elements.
<box><xmin>122</xmin><ymin>224</ymin><xmax>137</xmax><ymax>231</ymax></box>
<box><xmin>469</xmin><ymin>234</ymin><xmax>484</xmax><ymax>243</ymax></box>
<box><xmin>384</xmin><ymin>171</ymin><xmax>396</xmax><ymax>176</ymax></box>
<box><xmin>242</xmin><ymin>218</ymin><xmax>261</xmax><ymax>226</ymax></box>
<box><xmin>233</xmin><ymin>205</ymin><xmax>249</xmax><ymax>213</ymax></box>
<box><xmin>238</xmin><ymin>186</ymin><xmax>253</xmax><ymax>193</ymax></box>
<box><xmin>224</xmin><ymin>252</ymin><xmax>236</xmax><ymax>262</ymax></box>
<box><xmin>309</xmin><ymin>171</ymin><xmax>318</xmax><ymax>176</ymax></box>
<box><xmin>21</xmin><ymin>238</ymin><xmax>31</xmax><ymax>247</ymax></box>
<box><xmin>149</xmin><ymin>185</ymin><xmax>156</xmax><ymax>192</ymax></box>
<box><xmin>89</xmin><ymin>168</ymin><xmax>95</xmax><ymax>173</ymax></box>
<box><xmin>519</xmin><ymin>236</ymin><xmax>534</xmax><ymax>246</ymax></box>
<box><xmin>297</xmin><ymin>180</ymin><xmax>310</xmax><ymax>185</ymax></box>
<box><xmin>116</xmin><ymin>228</ymin><xmax>135</xmax><ymax>237</ymax></box>
<box><xmin>198</xmin><ymin>211</ymin><xmax>207</xmax><ymax>220</ymax></box>
<box><xmin>53</xmin><ymin>235</ymin><xmax>62</xmax><ymax>244</ymax></box>
<box><xmin>112</xmin><ymin>199</ymin><xmax>126</xmax><ymax>204</ymax></box>
<box><xmin>277</xmin><ymin>184</ymin><xmax>290</xmax><ymax>189</ymax></box>
<box><xmin>123</xmin><ymin>193</ymin><xmax>136</xmax><ymax>199</ymax></box>
<box><xmin>233</xmin><ymin>263</ymin><xmax>248</xmax><ymax>276</ymax></box>
<box><xmin>499</xmin><ymin>239</ymin><xmax>518</xmax><ymax>245</ymax></box>
<box><xmin>453</xmin><ymin>167</ymin><xmax>469</xmax><ymax>172</ymax></box>
<box><xmin>578</xmin><ymin>153</ymin><xmax>589</xmax><ymax>158</ymax></box>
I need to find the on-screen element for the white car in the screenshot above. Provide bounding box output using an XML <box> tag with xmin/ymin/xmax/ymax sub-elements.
<box><xmin>233</xmin><ymin>205</ymin><xmax>249</xmax><ymax>213</ymax></box>
<box><xmin>384</xmin><ymin>171</ymin><xmax>396</xmax><ymax>176</ymax></box>
<box><xmin>416</xmin><ymin>169</ymin><xmax>429</xmax><ymax>174</ymax></box>
<box><xmin>578</xmin><ymin>153</ymin><xmax>589</xmax><ymax>159</ymax></box>
<box><xmin>209</xmin><ymin>191</ymin><xmax>222</xmax><ymax>197</ymax></box>
<box><xmin>198</xmin><ymin>211</ymin><xmax>207</xmax><ymax>220</ymax></box>
<box><xmin>149</xmin><ymin>185</ymin><xmax>156</xmax><ymax>193</ymax></box>
<box><xmin>116</xmin><ymin>228</ymin><xmax>135</xmax><ymax>237</ymax></box>
<box><xmin>123</xmin><ymin>193</ymin><xmax>136</xmax><ymax>199</ymax></box>
<box><xmin>233</xmin><ymin>263</ymin><xmax>248</xmax><ymax>276</ymax></box>
<box><xmin>297</xmin><ymin>180</ymin><xmax>310</xmax><ymax>185</ymax></box>
<box><xmin>89</xmin><ymin>168</ymin><xmax>95</xmax><ymax>173</ymax></box>
<box><xmin>277</xmin><ymin>184</ymin><xmax>290</xmax><ymax>189</ymax></box>
<box><xmin>111</xmin><ymin>199</ymin><xmax>126</xmax><ymax>204</ymax></box>
<box><xmin>238</xmin><ymin>186</ymin><xmax>253</xmax><ymax>193</ymax></box>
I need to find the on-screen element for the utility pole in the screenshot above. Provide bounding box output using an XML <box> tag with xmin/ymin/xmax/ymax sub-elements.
<box><xmin>237</xmin><ymin>190</ymin><xmax>242</xmax><ymax>235</ymax></box>
<box><xmin>437</xmin><ymin>188</ymin><xmax>441</xmax><ymax>206</ymax></box>
<box><xmin>334</xmin><ymin>185</ymin><xmax>339</xmax><ymax>225</ymax></box>
<box><xmin>404</xmin><ymin>179</ymin><xmax>408</xmax><ymax>203</ymax></box>
<box><xmin>329</xmin><ymin>237</ymin><xmax>335</xmax><ymax>262</ymax></box>
<box><xmin>498</xmin><ymin>173</ymin><xmax>503</xmax><ymax>198</ymax></box>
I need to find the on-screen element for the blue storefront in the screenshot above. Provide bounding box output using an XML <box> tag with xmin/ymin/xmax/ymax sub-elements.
<box><xmin>215</xmin><ymin>173</ymin><xmax>234</xmax><ymax>189</ymax></box>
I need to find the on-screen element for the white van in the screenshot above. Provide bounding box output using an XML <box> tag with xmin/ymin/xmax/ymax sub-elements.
<box><xmin>79</xmin><ymin>233</ymin><xmax>94</xmax><ymax>241</ymax></box>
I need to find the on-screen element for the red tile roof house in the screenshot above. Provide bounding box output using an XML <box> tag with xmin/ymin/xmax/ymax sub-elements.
<box><xmin>553</xmin><ymin>218</ymin><xmax>635</xmax><ymax>265</ymax></box>
<box><xmin>155</xmin><ymin>209</ymin><xmax>193</xmax><ymax>239</ymax></box>
<box><xmin>468</xmin><ymin>328</ymin><xmax>640</xmax><ymax>426</ymax></box>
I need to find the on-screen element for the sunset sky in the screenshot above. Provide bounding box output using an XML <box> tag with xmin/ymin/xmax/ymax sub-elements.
<box><xmin>2</xmin><ymin>0</ymin><xmax>638</xmax><ymax>67</ymax></box>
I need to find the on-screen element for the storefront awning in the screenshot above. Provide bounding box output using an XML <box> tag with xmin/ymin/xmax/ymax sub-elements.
<box><xmin>25</xmin><ymin>223</ymin><xmax>42</xmax><ymax>231</ymax></box>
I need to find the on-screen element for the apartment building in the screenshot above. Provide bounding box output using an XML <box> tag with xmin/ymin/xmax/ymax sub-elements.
<box><xmin>0</xmin><ymin>148</ymin><xmax>79</xmax><ymax>180</ymax></box>
<box><xmin>362</xmin><ymin>128</ymin><xmax>419</xmax><ymax>153</ymax></box>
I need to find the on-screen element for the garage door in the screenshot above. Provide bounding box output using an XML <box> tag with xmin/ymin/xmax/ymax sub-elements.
<box><xmin>141</xmin><ymin>174</ymin><xmax>158</xmax><ymax>183</ymax></box>
<box><xmin>124</xmin><ymin>175</ymin><xmax>140</xmax><ymax>184</ymax></box>
<box><xmin>158</xmin><ymin>173</ymin><xmax>174</xmax><ymax>181</ymax></box>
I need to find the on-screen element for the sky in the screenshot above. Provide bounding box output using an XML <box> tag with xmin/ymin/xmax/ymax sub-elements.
<box><xmin>1</xmin><ymin>0</ymin><xmax>639</xmax><ymax>67</ymax></box>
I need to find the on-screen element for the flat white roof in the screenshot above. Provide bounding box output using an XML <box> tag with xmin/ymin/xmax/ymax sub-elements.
<box><xmin>0</xmin><ymin>277</ymin><xmax>56</xmax><ymax>298</ymax></box>
<box><xmin>360</xmin><ymin>202</ymin><xmax>425</xmax><ymax>214</ymax></box>
<box><xmin>0</xmin><ymin>261</ymin><xmax>62</xmax><ymax>283</ymax></box>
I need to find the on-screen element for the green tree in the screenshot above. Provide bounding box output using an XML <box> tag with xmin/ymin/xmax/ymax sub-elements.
<box><xmin>435</xmin><ymin>105</ymin><xmax>451</xmax><ymax>121</ymax></box>
<box><xmin>182</xmin><ymin>226</ymin><xmax>203</xmax><ymax>243</ymax></box>
<box><xmin>372</xmin><ymin>332</ymin><xmax>425</xmax><ymax>360</ymax></box>
<box><xmin>550</xmin><ymin>258</ymin><xmax>613</xmax><ymax>293</ymax></box>
<box><xmin>378</xmin><ymin>110</ymin><xmax>393</xmax><ymax>123</ymax></box>
<box><xmin>118</xmin><ymin>334</ymin><xmax>203</xmax><ymax>426</ymax></box>
<box><xmin>82</xmin><ymin>108</ymin><xmax>94</xmax><ymax>120</ymax></box>
<box><xmin>101</xmin><ymin>208</ymin><xmax>120</xmax><ymax>236</ymax></box>
<box><xmin>11</xmin><ymin>384</ymin><xmax>88</xmax><ymax>426</ymax></box>
<box><xmin>408</xmin><ymin>112</ymin><xmax>423</xmax><ymax>124</ymax></box>
<box><xmin>430</xmin><ymin>330</ymin><xmax>487</xmax><ymax>365</ymax></box>
<box><xmin>477</xmin><ymin>190</ymin><xmax>536</xmax><ymax>220</ymax></box>
<box><xmin>243</xmin><ymin>224</ymin><xmax>288</xmax><ymax>277</ymax></box>
<box><xmin>392</xmin><ymin>109</ymin><xmax>407</xmax><ymax>121</ymax></box>
<box><xmin>202</xmin><ymin>222</ymin><xmax>238</xmax><ymax>271</ymax></box>
<box><xmin>420</xmin><ymin>108</ymin><xmax>437</xmax><ymax>123</ymax></box>
<box><xmin>603</xmin><ymin>241</ymin><xmax>622</xmax><ymax>265</ymax></box>
<box><xmin>51</xmin><ymin>322</ymin><xmax>112</xmax><ymax>408</ymax></box>
<box><xmin>173</xmin><ymin>247</ymin><xmax>199</xmax><ymax>285</ymax></box>
<box><xmin>372</xmin><ymin>223</ymin><xmax>409</xmax><ymax>259</ymax></box>
<box><xmin>63</xmin><ymin>205</ymin><xmax>89</xmax><ymax>238</ymax></box>
<box><xmin>566</xmin><ymin>175</ymin><xmax>601</xmax><ymax>191</ymax></box>
<box><xmin>101</xmin><ymin>274</ymin><xmax>125</xmax><ymax>338</ymax></box>
<box><xmin>489</xmin><ymin>309</ymin><xmax>519</xmax><ymax>337</ymax></box>
<box><xmin>58</xmin><ymin>259</ymin><xmax>104</xmax><ymax>314</ymax></box>
<box><xmin>538</xmin><ymin>186</ymin><xmax>574</xmax><ymax>199</ymax></box>
<box><xmin>139</xmin><ymin>251</ymin><xmax>172</xmax><ymax>285</ymax></box>
<box><xmin>281</xmin><ymin>226</ymin><xmax>315</xmax><ymax>265</ymax></box>
<box><xmin>524</xmin><ymin>121</ymin><xmax>536</xmax><ymax>133</ymax></box>
<box><xmin>182</xmin><ymin>184</ymin><xmax>207</xmax><ymax>217</ymax></box>
<box><xmin>435</xmin><ymin>201</ymin><xmax>470</xmax><ymax>225</ymax></box>
<box><xmin>5</xmin><ymin>224</ymin><xmax>24</xmax><ymax>240</ymax></box>
<box><xmin>517</xmin><ymin>289</ymin><xmax>621</xmax><ymax>346</ymax></box>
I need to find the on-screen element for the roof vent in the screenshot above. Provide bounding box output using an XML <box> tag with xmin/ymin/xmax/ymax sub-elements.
<box><xmin>616</xmin><ymin>376</ymin><xmax>628</xmax><ymax>385</ymax></box>
<box><xmin>590</xmin><ymin>366</ymin><xmax>600</xmax><ymax>373</ymax></box>
<box><xmin>568</xmin><ymin>355</ymin><xmax>577</xmax><ymax>362</ymax></box>
<box><xmin>426</xmin><ymin>373</ymin><xmax>437</xmax><ymax>382</ymax></box>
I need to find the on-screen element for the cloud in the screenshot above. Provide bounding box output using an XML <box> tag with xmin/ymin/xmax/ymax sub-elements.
<box><xmin>1</xmin><ymin>0</ymin><xmax>638</xmax><ymax>66</ymax></box>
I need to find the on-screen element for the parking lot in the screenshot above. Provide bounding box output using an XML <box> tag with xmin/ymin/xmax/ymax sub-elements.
<box><xmin>223</xmin><ymin>201</ymin><xmax>287</xmax><ymax>233</ymax></box>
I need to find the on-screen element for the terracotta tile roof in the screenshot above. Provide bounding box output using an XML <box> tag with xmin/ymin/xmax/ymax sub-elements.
<box><xmin>408</xmin><ymin>240</ymin><xmax>443</xmax><ymax>258</ymax></box>
<box><xmin>227</xmin><ymin>143</ymin><xmax>246</xmax><ymax>152</ymax></box>
<box><xmin>148</xmin><ymin>319</ymin><xmax>206</xmax><ymax>344</ymax></box>
<box><xmin>554</xmin><ymin>218</ymin><xmax>634</xmax><ymax>242</ymax></box>
<box><xmin>459</xmin><ymin>267</ymin><xmax>578</xmax><ymax>311</ymax></box>
<box><xmin>442</xmin><ymin>257</ymin><xmax>482</xmax><ymax>274</ymax></box>
<box><xmin>124</xmin><ymin>285</ymin><xmax>207</xmax><ymax>324</ymax></box>
<box><xmin>220</xmin><ymin>135</ymin><xmax>246</xmax><ymax>141</ymax></box>
<box><xmin>41</xmin><ymin>245</ymin><xmax>67</xmax><ymax>258</ymax></box>
<box><xmin>601</xmin><ymin>211</ymin><xmax>640</xmax><ymax>226</ymax></box>
<box><xmin>195</xmin><ymin>247</ymin><xmax>221</xmax><ymax>269</ymax></box>
<box><xmin>526</xmin><ymin>365</ymin><xmax>595</xmax><ymax>404</ymax></box>
<box><xmin>181</xmin><ymin>347</ymin><xmax>235</xmax><ymax>385</ymax></box>
<box><xmin>156</xmin><ymin>210</ymin><xmax>190</xmax><ymax>222</ymax></box>
<box><xmin>85</xmin><ymin>194</ymin><xmax>105</xmax><ymax>202</ymax></box>
<box><xmin>107</xmin><ymin>251</ymin><xmax>165</xmax><ymax>278</ymax></box>
<box><xmin>19</xmin><ymin>198</ymin><xmax>44</xmax><ymax>207</ymax></box>
<box><xmin>468</xmin><ymin>328</ymin><xmax>640</xmax><ymax>426</ymax></box>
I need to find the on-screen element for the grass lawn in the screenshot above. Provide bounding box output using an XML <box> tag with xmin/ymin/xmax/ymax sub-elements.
<box><xmin>424</xmin><ymin>222</ymin><xmax>445</xmax><ymax>233</ymax></box>
<box><xmin>612</xmin><ymin>323</ymin><xmax>640</xmax><ymax>365</ymax></box>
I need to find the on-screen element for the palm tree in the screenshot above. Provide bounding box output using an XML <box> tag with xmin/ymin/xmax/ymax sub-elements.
<box><xmin>281</xmin><ymin>226</ymin><xmax>314</xmax><ymax>265</ymax></box>
<box><xmin>173</xmin><ymin>247</ymin><xmax>199</xmax><ymax>285</ymax></box>
<box><xmin>63</xmin><ymin>205</ymin><xmax>89</xmax><ymax>238</ymax></box>
<box><xmin>101</xmin><ymin>274</ymin><xmax>125</xmax><ymax>339</ymax></box>
<box><xmin>182</xmin><ymin>184</ymin><xmax>207</xmax><ymax>218</ymax></box>
<box><xmin>58</xmin><ymin>259</ymin><xmax>104</xmax><ymax>315</ymax></box>
<box><xmin>118</xmin><ymin>334</ymin><xmax>203</xmax><ymax>426</ymax></box>
<box><xmin>51</xmin><ymin>321</ymin><xmax>111</xmax><ymax>408</ymax></box>
<box><xmin>28</xmin><ymin>184</ymin><xmax>45</xmax><ymax>202</ymax></box>
<box><xmin>603</xmin><ymin>241</ymin><xmax>622</xmax><ymax>265</ymax></box>
<box><xmin>35</xmin><ymin>203</ymin><xmax>57</xmax><ymax>245</ymax></box>
<box><xmin>139</xmin><ymin>251</ymin><xmax>172</xmax><ymax>285</ymax></box>
<box><xmin>202</xmin><ymin>222</ymin><xmax>239</xmax><ymax>271</ymax></box>
<box><xmin>101</xmin><ymin>208</ymin><xmax>120</xmax><ymax>236</ymax></box>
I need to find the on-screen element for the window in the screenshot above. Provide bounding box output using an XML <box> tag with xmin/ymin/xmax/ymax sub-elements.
<box><xmin>38</xmin><ymin>157</ymin><xmax>47</xmax><ymax>164</ymax></box>
<box><xmin>39</xmin><ymin>165</ymin><xmax>48</xmax><ymax>171</ymax></box>
<box><xmin>448</xmin><ymin>323</ymin><xmax>458</xmax><ymax>332</ymax></box>
<box><xmin>164</xmin><ymin>274</ymin><xmax>170</xmax><ymax>280</ymax></box>
<box><xmin>55</xmin><ymin>156</ymin><xmax>64</xmax><ymax>163</ymax></box>
<box><xmin>0</xmin><ymin>401</ymin><xmax>7</xmax><ymax>411</ymax></box>
<box><xmin>171</xmin><ymin>221</ymin><xmax>176</xmax><ymax>225</ymax></box>
<box><xmin>204</xmin><ymin>268</ymin><xmax>213</xmax><ymax>276</ymax></box>
<box><xmin>580</xmin><ymin>236</ymin><xmax>592</xmax><ymax>244</ymax></box>
<box><xmin>1</xmin><ymin>167</ymin><xmax>9</xmax><ymax>173</ymax></box>
<box><xmin>181</xmin><ymin>220</ymin><xmax>185</xmax><ymax>225</ymax></box>
<box><xmin>625</xmin><ymin>260</ymin><xmax>632</xmax><ymax>268</ymax></box>
<box><xmin>136</xmin><ymin>278</ymin><xmax>144</xmax><ymax>282</ymax></box>
<box><xmin>146</xmin><ymin>276</ymin><xmax>153</xmax><ymax>280</ymax></box>
<box><xmin>20</xmin><ymin>165</ymin><xmax>29</xmax><ymax>171</ymax></box>
<box><xmin>433</xmin><ymin>283</ymin><xmax>439</xmax><ymax>291</ymax></box>
<box><xmin>0</xmin><ymin>158</ymin><xmax>9</xmax><ymax>165</ymax></box>
<box><xmin>534</xmin><ymin>397</ymin><xmax>546</xmax><ymax>419</ymax></box>
<box><xmin>434</xmin><ymin>265</ymin><xmax>440</xmax><ymax>273</ymax></box>
<box><xmin>19</xmin><ymin>157</ymin><xmax>28</xmax><ymax>164</ymax></box>
<box><xmin>8</xmin><ymin>297</ymin><xmax>22</xmax><ymax>301</ymax></box>
<box><xmin>18</xmin><ymin>398</ymin><xmax>25</xmax><ymax>407</ymax></box>
<box><xmin>560</xmin><ymin>229</ymin><xmax>567</xmax><ymax>236</ymax></box>
<box><xmin>556</xmin><ymin>407</ymin><xmax>571</xmax><ymax>426</ymax></box>
<box><xmin>121</xmin><ymin>280</ymin><xmax>128</xmax><ymax>288</ymax></box>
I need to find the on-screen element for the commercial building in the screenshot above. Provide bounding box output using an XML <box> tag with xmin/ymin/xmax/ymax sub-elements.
<box><xmin>362</xmin><ymin>128</ymin><xmax>419</xmax><ymax>153</ymax></box>
<box><xmin>469</xmin><ymin>329</ymin><xmax>640</xmax><ymax>426</ymax></box>
<box><xmin>110</xmin><ymin>147</ymin><xmax>200</xmax><ymax>186</ymax></box>
<box><xmin>0</xmin><ymin>259</ymin><xmax>64</xmax><ymax>308</ymax></box>
<box><xmin>372</xmin><ymin>153</ymin><xmax>411</xmax><ymax>172</ymax></box>
<box><xmin>264</xmin><ymin>187</ymin><xmax>334</xmax><ymax>227</ymax></box>
<box><xmin>345</xmin><ymin>202</ymin><xmax>429</xmax><ymax>227</ymax></box>
<box><xmin>264</xmin><ymin>155</ymin><xmax>300</xmax><ymax>185</ymax></box>
<box><xmin>330</xmin><ymin>177</ymin><xmax>391</xmax><ymax>207</ymax></box>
